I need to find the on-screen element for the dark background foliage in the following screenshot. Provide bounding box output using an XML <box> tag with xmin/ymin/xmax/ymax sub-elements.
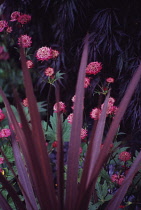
<box><xmin>2</xmin><ymin>0</ymin><xmax>141</xmax><ymax>149</ymax></box>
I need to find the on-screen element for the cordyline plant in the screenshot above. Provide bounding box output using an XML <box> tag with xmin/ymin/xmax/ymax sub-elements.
<box><xmin>0</xmin><ymin>36</ymin><xmax>141</xmax><ymax>210</ymax></box>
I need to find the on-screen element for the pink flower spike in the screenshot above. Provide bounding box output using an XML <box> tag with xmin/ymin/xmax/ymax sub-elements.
<box><xmin>18</xmin><ymin>35</ymin><xmax>32</xmax><ymax>48</ymax></box>
<box><xmin>10</xmin><ymin>11</ymin><xmax>21</xmax><ymax>21</ymax></box>
<box><xmin>86</xmin><ymin>62</ymin><xmax>102</xmax><ymax>75</ymax></box>
<box><xmin>0</xmin><ymin>128</ymin><xmax>11</xmax><ymax>138</ymax></box>
<box><xmin>53</xmin><ymin>101</ymin><xmax>66</xmax><ymax>113</ymax></box>
<box><xmin>90</xmin><ymin>108</ymin><xmax>101</xmax><ymax>120</ymax></box>
<box><xmin>44</xmin><ymin>67</ymin><xmax>54</xmax><ymax>77</ymax></box>
<box><xmin>106</xmin><ymin>77</ymin><xmax>114</xmax><ymax>83</ymax></box>
<box><xmin>26</xmin><ymin>60</ymin><xmax>34</xmax><ymax>69</ymax></box>
<box><xmin>0</xmin><ymin>157</ymin><xmax>4</xmax><ymax>164</ymax></box>
<box><xmin>36</xmin><ymin>46</ymin><xmax>53</xmax><ymax>61</ymax></box>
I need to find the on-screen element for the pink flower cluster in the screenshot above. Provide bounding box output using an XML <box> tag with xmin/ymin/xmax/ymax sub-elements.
<box><xmin>22</xmin><ymin>98</ymin><xmax>28</xmax><ymax>107</ymax></box>
<box><xmin>0</xmin><ymin>128</ymin><xmax>11</xmax><ymax>138</ymax></box>
<box><xmin>86</xmin><ymin>62</ymin><xmax>102</xmax><ymax>75</ymax></box>
<box><xmin>53</xmin><ymin>101</ymin><xmax>66</xmax><ymax>113</ymax></box>
<box><xmin>101</xmin><ymin>97</ymin><xmax>118</xmax><ymax>116</ymax></box>
<box><xmin>0</xmin><ymin>157</ymin><xmax>4</xmax><ymax>164</ymax></box>
<box><xmin>18</xmin><ymin>35</ymin><xmax>32</xmax><ymax>48</ymax></box>
<box><xmin>67</xmin><ymin>113</ymin><xmax>73</xmax><ymax>124</ymax></box>
<box><xmin>84</xmin><ymin>77</ymin><xmax>90</xmax><ymax>88</ymax></box>
<box><xmin>80</xmin><ymin>128</ymin><xmax>87</xmax><ymax>139</ymax></box>
<box><xmin>44</xmin><ymin>67</ymin><xmax>54</xmax><ymax>77</ymax></box>
<box><xmin>119</xmin><ymin>151</ymin><xmax>131</xmax><ymax>161</ymax></box>
<box><xmin>0</xmin><ymin>20</ymin><xmax>8</xmax><ymax>32</ymax></box>
<box><xmin>90</xmin><ymin>97</ymin><xmax>118</xmax><ymax>120</ymax></box>
<box><xmin>36</xmin><ymin>46</ymin><xmax>59</xmax><ymax>61</ymax></box>
<box><xmin>111</xmin><ymin>174</ymin><xmax>125</xmax><ymax>185</ymax></box>
<box><xmin>26</xmin><ymin>60</ymin><xmax>34</xmax><ymax>69</ymax></box>
<box><xmin>0</xmin><ymin>109</ymin><xmax>5</xmax><ymax>121</ymax></box>
<box><xmin>90</xmin><ymin>108</ymin><xmax>101</xmax><ymax>120</ymax></box>
<box><xmin>10</xmin><ymin>11</ymin><xmax>31</xmax><ymax>24</ymax></box>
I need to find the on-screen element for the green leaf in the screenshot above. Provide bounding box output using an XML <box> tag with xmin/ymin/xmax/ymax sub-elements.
<box><xmin>88</xmin><ymin>201</ymin><xmax>103</xmax><ymax>210</ymax></box>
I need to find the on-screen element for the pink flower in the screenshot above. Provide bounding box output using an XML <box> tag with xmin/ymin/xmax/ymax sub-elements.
<box><xmin>0</xmin><ymin>157</ymin><xmax>4</xmax><ymax>164</ymax></box>
<box><xmin>71</xmin><ymin>95</ymin><xmax>76</xmax><ymax>103</ymax></box>
<box><xmin>0</xmin><ymin>128</ymin><xmax>11</xmax><ymax>138</ymax></box>
<box><xmin>80</xmin><ymin>128</ymin><xmax>87</xmax><ymax>139</ymax></box>
<box><xmin>36</xmin><ymin>46</ymin><xmax>53</xmax><ymax>61</ymax></box>
<box><xmin>0</xmin><ymin>109</ymin><xmax>5</xmax><ymax>121</ymax></box>
<box><xmin>26</xmin><ymin>60</ymin><xmax>34</xmax><ymax>69</ymax></box>
<box><xmin>84</xmin><ymin>77</ymin><xmax>90</xmax><ymax>88</ymax></box>
<box><xmin>52</xmin><ymin>50</ymin><xmax>59</xmax><ymax>58</ymax></box>
<box><xmin>53</xmin><ymin>102</ymin><xmax>66</xmax><ymax>113</ymax></box>
<box><xmin>118</xmin><ymin>177</ymin><xmax>125</xmax><ymax>185</ymax></box>
<box><xmin>86</xmin><ymin>62</ymin><xmax>102</xmax><ymax>75</ymax></box>
<box><xmin>22</xmin><ymin>98</ymin><xmax>28</xmax><ymax>107</ymax></box>
<box><xmin>17</xmin><ymin>14</ymin><xmax>31</xmax><ymax>24</ymax></box>
<box><xmin>44</xmin><ymin>67</ymin><xmax>54</xmax><ymax>77</ymax></box>
<box><xmin>10</xmin><ymin>11</ymin><xmax>21</xmax><ymax>21</ymax></box>
<box><xmin>90</xmin><ymin>108</ymin><xmax>101</xmax><ymax>120</ymax></box>
<box><xmin>101</xmin><ymin>97</ymin><xmax>117</xmax><ymax>116</ymax></box>
<box><xmin>67</xmin><ymin>113</ymin><xmax>73</xmax><ymax>124</ymax></box>
<box><xmin>119</xmin><ymin>151</ymin><xmax>131</xmax><ymax>161</ymax></box>
<box><xmin>108</xmin><ymin>97</ymin><xmax>115</xmax><ymax>105</ymax></box>
<box><xmin>106</xmin><ymin>77</ymin><xmax>114</xmax><ymax>83</ymax></box>
<box><xmin>52</xmin><ymin>141</ymin><xmax>57</xmax><ymax>148</ymax></box>
<box><xmin>111</xmin><ymin>174</ymin><xmax>125</xmax><ymax>185</ymax></box>
<box><xmin>0</xmin><ymin>20</ymin><xmax>8</xmax><ymax>32</ymax></box>
<box><xmin>18</xmin><ymin>35</ymin><xmax>32</xmax><ymax>48</ymax></box>
<box><xmin>6</xmin><ymin>26</ymin><xmax>13</xmax><ymax>33</ymax></box>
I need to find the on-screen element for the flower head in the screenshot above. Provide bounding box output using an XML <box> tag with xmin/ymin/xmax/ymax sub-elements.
<box><xmin>36</xmin><ymin>46</ymin><xmax>53</xmax><ymax>61</ymax></box>
<box><xmin>10</xmin><ymin>11</ymin><xmax>21</xmax><ymax>21</ymax></box>
<box><xmin>18</xmin><ymin>35</ymin><xmax>32</xmax><ymax>48</ymax></box>
<box><xmin>0</xmin><ymin>157</ymin><xmax>4</xmax><ymax>164</ymax></box>
<box><xmin>71</xmin><ymin>95</ymin><xmax>76</xmax><ymax>103</ymax></box>
<box><xmin>53</xmin><ymin>102</ymin><xmax>66</xmax><ymax>113</ymax></box>
<box><xmin>26</xmin><ymin>60</ymin><xmax>34</xmax><ymax>69</ymax></box>
<box><xmin>17</xmin><ymin>14</ymin><xmax>31</xmax><ymax>24</ymax></box>
<box><xmin>84</xmin><ymin>77</ymin><xmax>90</xmax><ymax>88</ymax></box>
<box><xmin>86</xmin><ymin>62</ymin><xmax>102</xmax><ymax>75</ymax></box>
<box><xmin>6</xmin><ymin>26</ymin><xmax>12</xmax><ymax>33</ymax></box>
<box><xmin>111</xmin><ymin>174</ymin><xmax>125</xmax><ymax>185</ymax></box>
<box><xmin>44</xmin><ymin>67</ymin><xmax>54</xmax><ymax>77</ymax></box>
<box><xmin>80</xmin><ymin>128</ymin><xmax>88</xmax><ymax>139</ymax></box>
<box><xmin>67</xmin><ymin>113</ymin><xmax>73</xmax><ymax>124</ymax></box>
<box><xmin>52</xmin><ymin>50</ymin><xmax>59</xmax><ymax>58</ymax></box>
<box><xmin>22</xmin><ymin>98</ymin><xmax>28</xmax><ymax>107</ymax></box>
<box><xmin>90</xmin><ymin>108</ymin><xmax>101</xmax><ymax>120</ymax></box>
<box><xmin>52</xmin><ymin>141</ymin><xmax>58</xmax><ymax>148</ymax></box>
<box><xmin>0</xmin><ymin>109</ymin><xmax>5</xmax><ymax>121</ymax></box>
<box><xmin>106</xmin><ymin>77</ymin><xmax>114</xmax><ymax>83</ymax></box>
<box><xmin>0</xmin><ymin>128</ymin><xmax>11</xmax><ymax>138</ymax></box>
<box><xmin>0</xmin><ymin>20</ymin><xmax>8</xmax><ymax>32</ymax></box>
<box><xmin>119</xmin><ymin>151</ymin><xmax>131</xmax><ymax>161</ymax></box>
